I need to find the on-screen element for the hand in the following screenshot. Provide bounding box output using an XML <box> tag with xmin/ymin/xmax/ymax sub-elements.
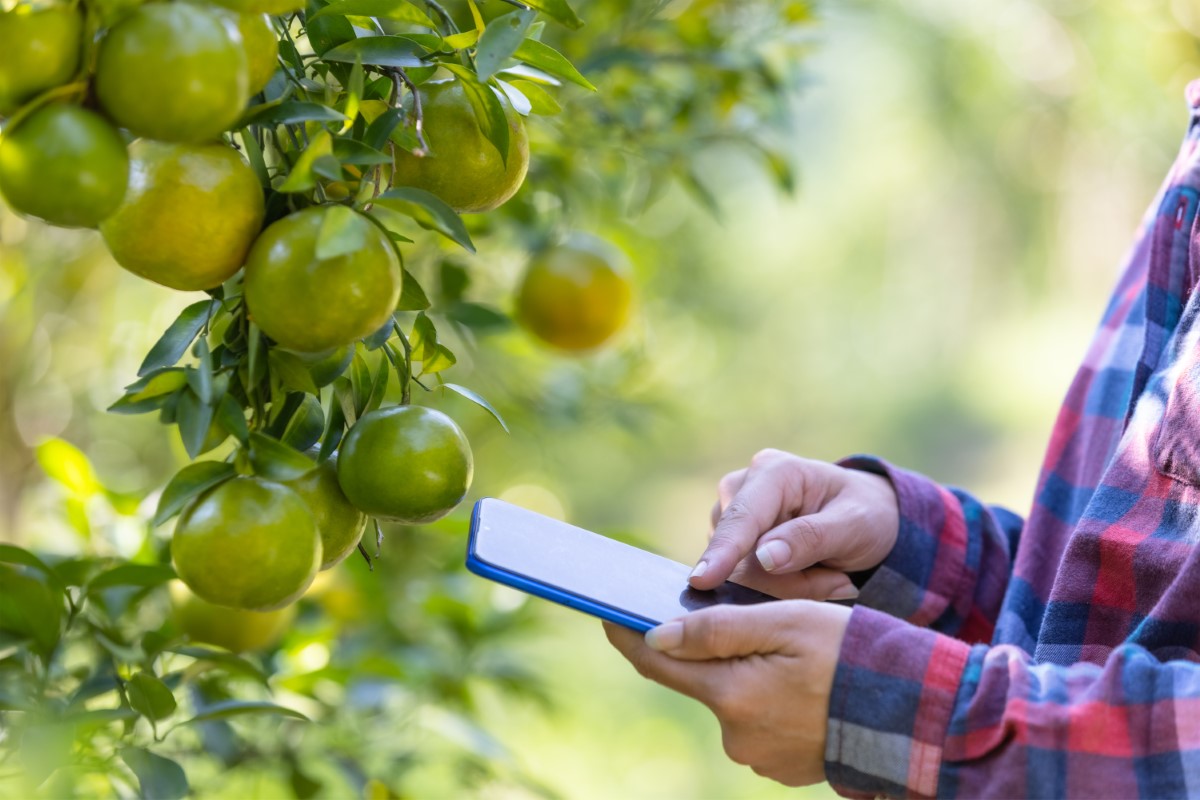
<box><xmin>603</xmin><ymin>600</ymin><xmax>852</xmax><ymax>787</ymax></box>
<box><xmin>691</xmin><ymin>449</ymin><xmax>899</xmax><ymax>600</ymax></box>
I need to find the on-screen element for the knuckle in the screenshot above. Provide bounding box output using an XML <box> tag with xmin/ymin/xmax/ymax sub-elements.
<box><xmin>785</xmin><ymin>515</ymin><xmax>826</xmax><ymax>555</ymax></box>
<box><xmin>751</xmin><ymin>448</ymin><xmax>784</xmax><ymax>467</ymax></box>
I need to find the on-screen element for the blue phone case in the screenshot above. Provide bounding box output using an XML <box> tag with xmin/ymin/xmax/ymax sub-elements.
<box><xmin>465</xmin><ymin>499</ymin><xmax>659</xmax><ymax>632</ymax></box>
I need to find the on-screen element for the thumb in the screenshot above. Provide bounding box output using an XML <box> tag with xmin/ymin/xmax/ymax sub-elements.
<box><xmin>644</xmin><ymin>603</ymin><xmax>798</xmax><ymax>661</ymax></box>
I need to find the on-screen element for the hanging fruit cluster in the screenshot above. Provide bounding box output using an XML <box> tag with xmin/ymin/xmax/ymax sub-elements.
<box><xmin>0</xmin><ymin>0</ymin><xmax>630</xmax><ymax>614</ymax></box>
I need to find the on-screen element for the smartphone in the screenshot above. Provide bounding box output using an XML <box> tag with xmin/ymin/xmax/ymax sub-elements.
<box><xmin>465</xmin><ymin>498</ymin><xmax>777</xmax><ymax>632</ymax></box>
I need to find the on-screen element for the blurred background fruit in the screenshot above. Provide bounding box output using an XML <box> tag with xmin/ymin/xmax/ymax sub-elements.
<box><xmin>0</xmin><ymin>5</ymin><xmax>81</xmax><ymax>115</ymax></box>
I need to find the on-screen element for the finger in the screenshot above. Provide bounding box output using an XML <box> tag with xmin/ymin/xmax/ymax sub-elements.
<box><xmin>753</xmin><ymin>507</ymin><xmax>849</xmax><ymax>575</ymax></box>
<box><xmin>603</xmin><ymin>621</ymin><xmax>721</xmax><ymax>702</ymax></box>
<box><xmin>692</xmin><ymin>468</ymin><xmax>791</xmax><ymax>590</ymax></box>
<box><xmin>644</xmin><ymin>602</ymin><xmax>799</xmax><ymax>661</ymax></box>
<box><xmin>711</xmin><ymin>469</ymin><xmax>747</xmax><ymax>531</ymax></box>
<box><xmin>728</xmin><ymin>560</ymin><xmax>858</xmax><ymax>601</ymax></box>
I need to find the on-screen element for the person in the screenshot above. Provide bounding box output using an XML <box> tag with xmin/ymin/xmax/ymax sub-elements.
<box><xmin>604</xmin><ymin>79</ymin><xmax>1200</xmax><ymax>798</ymax></box>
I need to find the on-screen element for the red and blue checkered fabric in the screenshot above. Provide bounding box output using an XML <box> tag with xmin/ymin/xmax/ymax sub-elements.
<box><xmin>824</xmin><ymin>81</ymin><xmax>1200</xmax><ymax>798</ymax></box>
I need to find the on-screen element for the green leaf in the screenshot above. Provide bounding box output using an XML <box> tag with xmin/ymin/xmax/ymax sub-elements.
<box><xmin>331</xmin><ymin>137</ymin><xmax>391</xmax><ymax>165</ymax></box>
<box><xmin>0</xmin><ymin>545</ymin><xmax>58</xmax><ymax>579</ymax></box>
<box><xmin>444</xmin><ymin>302</ymin><xmax>512</xmax><ymax>332</ymax></box>
<box><xmin>364</xmin><ymin>107</ymin><xmax>406</xmax><ymax>152</ymax></box>
<box><xmin>217</xmin><ymin>394</ymin><xmax>250</xmax><ymax>444</ymax></box>
<box><xmin>511</xmin><ymin>38</ymin><xmax>594</xmax><ymax>90</ymax></box>
<box><xmin>442</xmin><ymin>383</ymin><xmax>509</xmax><ymax>432</ymax></box>
<box><xmin>185</xmin><ymin>700</ymin><xmax>309</xmax><ymax>724</ymax></box>
<box><xmin>508</xmin><ymin>78</ymin><xmax>560</xmax><ymax>114</ymax></box>
<box><xmin>309</xmin><ymin>0</ymin><xmax>435</xmax><ymax>27</ymax></box>
<box><xmin>475</xmin><ymin>9</ymin><xmax>536</xmax><ymax>82</ymax></box>
<box><xmin>374</xmin><ymin>188</ymin><xmax>474</xmax><ymax>251</ymax></box>
<box><xmin>153</xmin><ymin>462</ymin><xmax>237</xmax><ymax>527</ymax></box>
<box><xmin>120</xmin><ymin>747</ymin><xmax>189</xmax><ymax>800</ymax></box>
<box><xmin>111</xmin><ymin>369</ymin><xmax>189</xmax><ymax>415</ymax></box>
<box><xmin>139</xmin><ymin>300</ymin><xmax>220</xmax><ymax>377</ymax></box>
<box><xmin>441</xmin><ymin>65</ymin><xmax>509</xmax><ymax>165</ymax></box>
<box><xmin>349</xmin><ymin>350</ymin><xmax>372</xmax><ymax>415</ymax></box>
<box><xmin>443</xmin><ymin>29</ymin><xmax>480</xmax><ymax>49</ymax></box>
<box><xmin>0</xmin><ymin>567</ymin><xmax>62</xmax><ymax>658</ymax></box>
<box><xmin>409</xmin><ymin>312</ymin><xmax>437</xmax><ymax>361</ymax></box>
<box><xmin>241</xmin><ymin>101</ymin><xmax>348</xmax><ymax>127</ymax></box>
<box><xmin>322</xmin><ymin>36</ymin><xmax>426</xmax><ymax>68</ymax></box>
<box><xmin>315</xmin><ymin>205</ymin><xmax>371</xmax><ymax>260</ymax></box>
<box><xmin>187</xmin><ymin>338</ymin><xmax>214</xmax><ymax>405</ymax></box>
<box><xmin>127</xmin><ymin>671</ymin><xmax>177</xmax><ymax>722</ymax></box>
<box><xmin>35</xmin><ymin>438</ymin><xmax>101</xmax><ymax>497</ymax></box>
<box><xmin>176</xmin><ymin>389</ymin><xmax>214</xmax><ymax>460</ymax></box>
<box><xmin>398</xmin><ymin>268</ymin><xmax>431</xmax><ymax>311</ymax></box>
<box><xmin>495</xmin><ymin>78</ymin><xmax>531</xmax><ymax>115</ymax></box>
<box><xmin>248</xmin><ymin>432</ymin><xmax>316</xmax><ymax>481</ymax></box>
<box><xmin>88</xmin><ymin>564</ymin><xmax>176</xmax><ymax>592</ymax></box>
<box><xmin>164</xmin><ymin>645</ymin><xmax>268</xmax><ymax>684</ymax></box>
<box><xmin>281</xmin><ymin>395</ymin><xmax>326</xmax><ymax>451</ymax></box>
<box><xmin>520</xmin><ymin>0</ymin><xmax>583</xmax><ymax>29</ymax></box>
<box><xmin>365</xmin><ymin>353</ymin><xmax>390</xmax><ymax>413</ymax></box>
<box><xmin>279</xmin><ymin>130</ymin><xmax>334</xmax><ymax>193</ymax></box>
<box><xmin>318</xmin><ymin>394</ymin><xmax>347</xmax><ymax>461</ymax></box>
<box><xmin>419</xmin><ymin>344</ymin><xmax>457</xmax><ymax>375</ymax></box>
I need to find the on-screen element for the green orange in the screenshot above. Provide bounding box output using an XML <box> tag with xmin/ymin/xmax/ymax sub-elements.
<box><xmin>212</xmin><ymin>9</ymin><xmax>277</xmax><ymax>93</ymax></box>
<box><xmin>516</xmin><ymin>235</ymin><xmax>634</xmax><ymax>351</ymax></box>
<box><xmin>0</xmin><ymin>105</ymin><xmax>128</xmax><ymax>228</ymax></box>
<box><xmin>0</xmin><ymin>5</ymin><xmax>82</xmax><ymax>116</ymax></box>
<box><xmin>392</xmin><ymin>80</ymin><xmax>529</xmax><ymax>213</ymax></box>
<box><xmin>337</xmin><ymin>406</ymin><xmax>473</xmax><ymax>524</ymax></box>
<box><xmin>95</xmin><ymin>3</ymin><xmax>249</xmax><ymax>143</ymax></box>
<box><xmin>209</xmin><ymin>0</ymin><xmax>305</xmax><ymax>15</ymax></box>
<box><xmin>100</xmin><ymin>140</ymin><xmax>264</xmax><ymax>291</ymax></box>
<box><xmin>243</xmin><ymin>206</ymin><xmax>401</xmax><ymax>353</ymax></box>
<box><xmin>171</xmin><ymin>476</ymin><xmax>320</xmax><ymax>611</ymax></box>
<box><xmin>169</xmin><ymin>580</ymin><xmax>295</xmax><ymax>652</ymax></box>
<box><xmin>285</xmin><ymin>455</ymin><xmax>367</xmax><ymax>570</ymax></box>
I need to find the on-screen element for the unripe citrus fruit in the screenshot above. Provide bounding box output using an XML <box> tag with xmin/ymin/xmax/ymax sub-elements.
<box><xmin>285</xmin><ymin>455</ymin><xmax>367</xmax><ymax>570</ymax></box>
<box><xmin>95</xmin><ymin>4</ymin><xmax>249</xmax><ymax>143</ymax></box>
<box><xmin>392</xmin><ymin>80</ymin><xmax>529</xmax><ymax>213</ymax></box>
<box><xmin>337</xmin><ymin>406</ymin><xmax>473</xmax><ymax>524</ymax></box>
<box><xmin>0</xmin><ymin>5</ymin><xmax>82</xmax><ymax>115</ymax></box>
<box><xmin>0</xmin><ymin>105</ymin><xmax>128</xmax><ymax>228</ymax></box>
<box><xmin>209</xmin><ymin>0</ymin><xmax>305</xmax><ymax>15</ymax></box>
<box><xmin>516</xmin><ymin>235</ymin><xmax>634</xmax><ymax>351</ymax></box>
<box><xmin>169</xmin><ymin>580</ymin><xmax>295</xmax><ymax>652</ymax></box>
<box><xmin>243</xmin><ymin>206</ymin><xmax>401</xmax><ymax>353</ymax></box>
<box><xmin>171</xmin><ymin>476</ymin><xmax>320</xmax><ymax>611</ymax></box>
<box><xmin>213</xmin><ymin>10</ymin><xmax>276</xmax><ymax>94</ymax></box>
<box><xmin>101</xmin><ymin>140</ymin><xmax>265</xmax><ymax>291</ymax></box>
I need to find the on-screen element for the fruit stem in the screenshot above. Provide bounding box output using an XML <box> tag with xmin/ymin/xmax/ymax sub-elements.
<box><xmin>390</xmin><ymin>321</ymin><xmax>413</xmax><ymax>405</ymax></box>
<box><xmin>374</xmin><ymin>518</ymin><xmax>384</xmax><ymax>558</ymax></box>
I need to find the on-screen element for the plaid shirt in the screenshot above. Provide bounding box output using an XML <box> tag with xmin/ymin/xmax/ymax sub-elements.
<box><xmin>824</xmin><ymin>81</ymin><xmax>1200</xmax><ymax>798</ymax></box>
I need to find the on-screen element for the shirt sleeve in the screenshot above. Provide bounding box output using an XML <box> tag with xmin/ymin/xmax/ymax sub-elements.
<box><xmin>824</xmin><ymin>606</ymin><xmax>1200</xmax><ymax>798</ymax></box>
<box><xmin>838</xmin><ymin>455</ymin><xmax>1023</xmax><ymax>644</ymax></box>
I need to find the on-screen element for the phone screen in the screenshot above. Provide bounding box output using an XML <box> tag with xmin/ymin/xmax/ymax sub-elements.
<box><xmin>468</xmin><ymin>498</ymin><xmax>776</xmax><ymax>627</ymax></box>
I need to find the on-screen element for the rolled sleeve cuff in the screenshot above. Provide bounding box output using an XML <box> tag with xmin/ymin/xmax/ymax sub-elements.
<box><xmin>837</xmin><ymin>455</ymin><xmax>969</xmax><ymax>628</ymax></box>
<box><xmin>825</xmin><ymin>606</ymin><xmax>971</xmax><ymax>799</ymax></box>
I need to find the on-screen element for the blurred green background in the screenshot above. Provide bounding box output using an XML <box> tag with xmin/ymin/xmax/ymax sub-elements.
<box><xmin>5</xmin><ymin>0</ymin><xmax>1200</xmax><ymax>797</ymax></box>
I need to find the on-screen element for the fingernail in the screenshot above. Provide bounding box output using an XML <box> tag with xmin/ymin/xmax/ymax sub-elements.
<box><xmin>756</xmin><ymin>540</ymin><xmax>790</xmax><ymax>572</ymax></box>
<box><xmin>829</xmin><ymin>584</ymin><xmax>860</xmax><ymax>601</ymax></box>
<box><xmin>646</xmin><ymin>621</ymin><xmax>684</xmax><ymax>652</ymax></box>
<box><xmin>689</xmin><ymin>560</ymin><xmax>708</xmax><ymax>580</ymax></box>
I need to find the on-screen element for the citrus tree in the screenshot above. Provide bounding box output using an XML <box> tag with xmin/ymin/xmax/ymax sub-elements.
<box><xmin>0</xmin><ymin>0</ymin><xmax>816</xmax><ymax>795</ymax></box>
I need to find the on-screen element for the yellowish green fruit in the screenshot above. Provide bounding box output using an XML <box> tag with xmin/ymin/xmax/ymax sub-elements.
<box><xmin>171</xmin><ymin>476</ymin><xmax>320</xmax><ymax>611</ymax></box>
<box><xmin>101</xmin><ymin>140</ymin><xmax>264</xmax><ymax>291</ymax></box>
<box><xmin>209</xmin><ymin>0</ymin><xmax>305</xmax><ymax>15</ymax></box>
<box><xmin>0</xmin><ymin>6</ymin><xmax>82</xmax><ymax>116</ymax></box>
<box><xmin>169</xmin><ymin>580</ymin><xmax>295</xmax><ymax>652</ymax></box>
<box><xmin>95</xmin><ymin>4</ymin><xmax>249</xmax><ymax>143</ymax></box>
<box><xmin>516</xmin><ymin>235</ymin><xmax>633</xmax><ymax>352</ymax></box>
<box><xmin>392</xmin><ymin>80</ymin><xmax>529</xmax><ymax>213</ymax></box>
<box><xmin>285</xmin><ymin>456</ymin><xmax>367</xmax><ymax>570</ymax></box>
<box><xmin>0</xmin><ymin>105</ymin><xmax>128</xmax><ymax>228</ymax></box>
<box><xmin>243</xmin><ymin>206</ymin><xmax>401</xmax><ymax>352</ymax></box>
<box><xmin>212</xmin><ymin>9</ymin><xmax>276</xmax><ymax>93</ymax></box>
<box><xmin>337</xmin><ymin>406</ymin><xmax>473</xmax><ymax>524</ymax></box>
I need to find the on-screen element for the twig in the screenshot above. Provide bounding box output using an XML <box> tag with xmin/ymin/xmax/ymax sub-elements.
<box><xmin>423</xmin><ymin>0</ymin><xmax>459</xmax><ymax>34</ymax></box>
<box><xmin>357</xmin><ymin>541</ymin><xmax>374</xmax><ymax>570</ymax></box>
<box><xmin>389</xmin><ymin>68</ymin><xmax>429</xmax><ymax>156</ymax></box>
